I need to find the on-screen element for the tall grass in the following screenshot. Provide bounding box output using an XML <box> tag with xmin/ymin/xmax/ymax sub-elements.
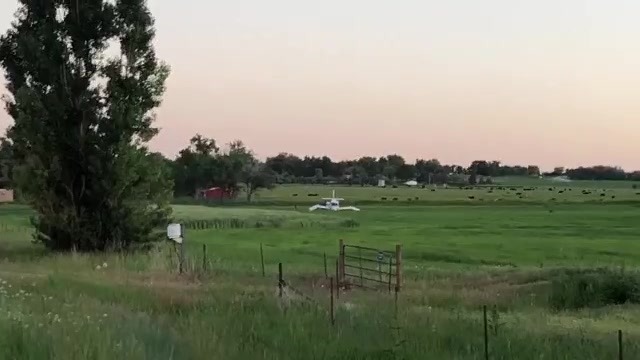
<box><xmin>2</xmin><ymin>202</ymin><xmax>640</xmax><ymax>358</ymax></box>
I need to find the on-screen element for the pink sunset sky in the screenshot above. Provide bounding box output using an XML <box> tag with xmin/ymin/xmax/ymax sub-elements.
<box><xmin>1</xmin><ymin>0</ymin><xmax>639</xmax><ymax>170</ymax></box>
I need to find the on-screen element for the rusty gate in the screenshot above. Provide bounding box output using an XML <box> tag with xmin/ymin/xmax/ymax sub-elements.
<box><xmin>337</xmin><ymin>240</ymin><xmax>402</xmax><ymax>292</ymax></box>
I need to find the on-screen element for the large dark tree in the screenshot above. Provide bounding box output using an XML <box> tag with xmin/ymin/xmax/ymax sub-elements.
<box><xmin>0</xmin><ymin>137</ymin><xmax>13</xmax><ymax>188</ymax></box>
<box><xmin>173</xmin><ymin>135</ymin><xmax>222</xmax><ymax>196</ymax></box>
<box><xmin>0</xmin><ymin>0</ymin><xmax>172</xmax><ymax>251</ymax></box>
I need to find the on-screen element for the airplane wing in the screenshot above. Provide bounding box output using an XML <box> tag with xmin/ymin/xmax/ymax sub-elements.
<box><xmin>309</xmin><ymin>205</ymin><xmax>328</xmax><ymax>211</ymax></box>
<box><xmin>337</xmin><ymin>206</ymin><xmax>360</xmax><ymax>211</ymax></box>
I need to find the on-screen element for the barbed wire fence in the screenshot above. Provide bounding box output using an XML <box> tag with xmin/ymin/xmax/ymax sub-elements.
<box><xmin>168</xmin><ymin>237</ymin><xmax>631</xmax><ymax>360</ymax></box>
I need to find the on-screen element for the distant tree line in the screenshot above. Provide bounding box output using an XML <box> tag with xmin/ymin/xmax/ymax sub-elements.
<box><xmin>1</xmin><ymin>135</ymin><xmax>638</xmax><ymax>200</ymax></box>
<box><xmin>168</xmin><ymin>145</ymin><xmax>640</xmax><ymax>195</ymax></box>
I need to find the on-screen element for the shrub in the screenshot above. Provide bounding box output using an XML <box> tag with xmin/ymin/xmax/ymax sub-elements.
<box><xmin>548</xmin><ymin>268</ymin><xmax>640</xmax><ymax>310</ymax></box>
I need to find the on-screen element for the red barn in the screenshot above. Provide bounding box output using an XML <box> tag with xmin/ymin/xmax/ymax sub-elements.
<box><xmin>198</xmin><ymin>187</ymin><xmax>236</xmax><ymax>201</ymax></box>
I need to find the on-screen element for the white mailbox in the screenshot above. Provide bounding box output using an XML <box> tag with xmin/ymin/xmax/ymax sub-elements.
<box><xmin>167</xmin><ymin>223</ymin><xmax>183</xmax><ymax>243</ymax></box>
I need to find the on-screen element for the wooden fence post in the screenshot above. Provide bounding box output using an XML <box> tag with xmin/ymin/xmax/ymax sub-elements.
<box><xmin>395</xmin><ymin>244</ymin><xmax>402</xmax><ymax>292</ymax></box>
<box><xmin>394</xmin><ymin>285</ymin><xmax>399</xmax><ymax>319</ymax></box>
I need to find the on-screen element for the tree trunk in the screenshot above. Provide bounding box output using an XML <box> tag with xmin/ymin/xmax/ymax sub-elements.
<box><xmin>246</xmin><ymin>189</ymin><xmax>253</xmax><ymax>202</ymax></box>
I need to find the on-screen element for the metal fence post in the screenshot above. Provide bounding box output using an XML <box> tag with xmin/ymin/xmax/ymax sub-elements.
<box><xmin>619</xmin><ymin>330</ymin><xmax>623</xmax><ymax>360</ymax></box>
<box><xmin>202</xmin><ymin>244</ymin><xmax>207</xmax><ymax>272</ymax></box>
<box><xmin>483</xmin><ymin>305</ymin><xmax>489</xmax><ymax>360</ymax></box>
<box><xmin>330</xmin><ymin>277</ymin><xmax>335</xmax><ymax>325</ymax></box>
<box><xmin>260</xmin><ymin>243</ymin><xmax>265</xmax><ymax>277</ymax></box>
<box><xmin>324</xmin><ymin>252</ymin><xmax>328</xmax><ymax>279</ymax></box>
<box><xmin>395</xmin><ymin>244</ymin><xmax>402</xmax><ymax>292</ymax></box>
<box><xmin>278</xmin><ymin>263</ymin><xmax>283</xmax><ymax>298</ymax></box>
<box><xmin>358</xmin><ymin>248</ymin><xmax>364</xmax><ymax>287</ymax></box>
<box><xmin>179</xmin><ymin>224</ymin><xmax>185</xmax><ymax>274</ymax></box>
<box><xmin>335</xmin><ymin>259</ymin><xmax>340</xmax><ymax>299</ymax></box>
<box><xmin>388</xmin><ymin>257</ymin><xmax>393</xmax><ymax>293</ymax></box>
<box><xmin>339</xmin><ymin>239</ymin><xmax>345</xmax><ymax>284</ymax></box>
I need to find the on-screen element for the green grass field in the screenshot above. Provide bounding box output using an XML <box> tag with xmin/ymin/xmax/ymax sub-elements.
<box><xmin>247</xmin><ymin>181</ymin><xmax>640</xmax><ymax>205</ymax></box>
<box><xmin>1</xmin><ymin>182</ymin><xmax>640</xmax><ymax>359</ymax></box>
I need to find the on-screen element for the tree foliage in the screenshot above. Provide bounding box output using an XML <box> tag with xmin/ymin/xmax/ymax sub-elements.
<box><xmin>0</xmin><ymin>137</ymin><xmax>12</xmax><ymax>188</ymax></box>
<box><xmin>0</xmin><ymin>0</ymin><xmax>172</xmax><ymax>251</ymax></box>
<box><xmin>565</xmin><ymin>166</ymin><xmax>627</xmax><ymax>181</ymax></box>
<box><xmin>239</xmin><ymin>161</ymin><xmax>275</xmax><ymax>202</ymax></box>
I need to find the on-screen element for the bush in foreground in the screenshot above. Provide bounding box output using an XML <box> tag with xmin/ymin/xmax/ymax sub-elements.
<box><xmin>549</xmin><ymin>268</ymin><xmax>640</xmax><ymax>310</ymax></box>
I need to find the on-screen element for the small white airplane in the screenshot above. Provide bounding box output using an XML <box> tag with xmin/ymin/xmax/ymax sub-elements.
<box><xmin>309</xmin><ymin>190</ymin><xmax>360</xmax><ymax>212</ymax></box>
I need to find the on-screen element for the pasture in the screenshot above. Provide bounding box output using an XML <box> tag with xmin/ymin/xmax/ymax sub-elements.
<box><xmin>250</xmin><ymin>181</ymin><xmax>640</xmax><ymax>205</ymax></box>
<box><xmin>1</xmin><ymin>182</ymin><xmax>640</xmax><ymax>359</ymax></box>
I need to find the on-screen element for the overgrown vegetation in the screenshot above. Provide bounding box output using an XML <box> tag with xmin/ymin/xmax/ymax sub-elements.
<box><xmin>549</xmin><ymin>268</ymin><xmax>640</xmax><ymax>310</ymax></box>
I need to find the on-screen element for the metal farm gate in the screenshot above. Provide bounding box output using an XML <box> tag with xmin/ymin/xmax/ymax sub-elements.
<box><xmin>336</xmin><ymin>240</ymin><xmax>402</xmax><ymax>292</ymax></box>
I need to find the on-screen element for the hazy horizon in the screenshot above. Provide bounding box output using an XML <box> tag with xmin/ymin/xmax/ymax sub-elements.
<box><xmin>1</xmin><ymin>0</ymin><xmax>639</xmax><ymax>170</ymax></box>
